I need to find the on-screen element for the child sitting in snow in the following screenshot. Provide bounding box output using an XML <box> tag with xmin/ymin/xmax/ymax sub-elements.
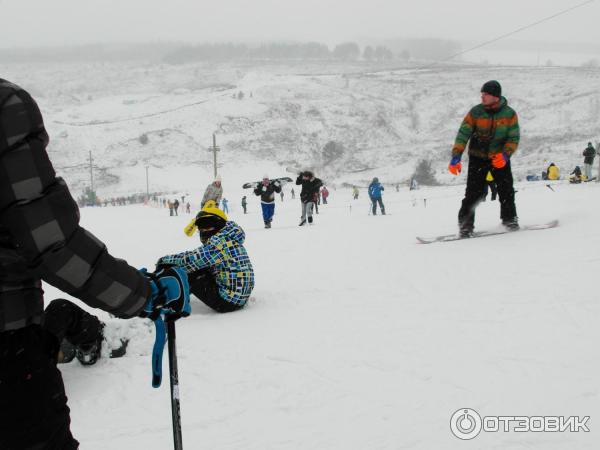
<box><xmin>159</xmin><ymin>201</ymin><xmax>254</xmax><ymax>313</ymax></box>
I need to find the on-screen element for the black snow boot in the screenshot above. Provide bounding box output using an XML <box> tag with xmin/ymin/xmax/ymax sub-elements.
<box><xmin>459</xmin><ymin>223</ymin><xmax>474</xmax><ymax>238</ymax></box>
<box><xmin>502</xmin><ymin>218</ymin><xmax>520</xmax><ymax>231</ymax></box>
<box><xmin>58</xmin><ymin>339</ymin><xmax>76</xmax><ymax>364</ymax></box>
<box><xmin>75</xmin><ymin>324</ymin><xmax>105</xmax><ymax>366</ymax></box>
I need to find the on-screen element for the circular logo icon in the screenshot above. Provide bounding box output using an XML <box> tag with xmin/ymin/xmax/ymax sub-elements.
<box><xmin>450</xmin><ymin>408</ymin><xmax>482</xmax><ymax>440</ymax></box>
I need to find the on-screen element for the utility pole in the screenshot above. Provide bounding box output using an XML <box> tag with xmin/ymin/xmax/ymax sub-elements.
<box><xmin>88</xmin><ymin>150</ymin><xmax>94</xmax><ymax>193</ymax></box>
<box><xmin>145</xmin><ymin>165</ymin><xmax>150</xmax><ymax>197</ymax></box>
<box><xmin>208</xmin><ymin>133</ymin><xmax>220</xmax><ymax>178</ymax></box>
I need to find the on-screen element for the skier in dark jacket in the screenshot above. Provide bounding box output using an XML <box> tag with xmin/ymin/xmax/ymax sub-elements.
<box><xmin>0</xmin><ymin>79</ymin><xmax>190</xmax><ymax>449</ymax></box>
<box><xmin>582</xmin><ymin>142</ymin><xmax>596</xmax><ymax>180</ymax></box>
<box><xmin>368</xmin><ymin>177</ymin><xmax>386</xmax><ymax>215</ymax></box>
<box><xmin>253</xmin><ymin>175</ymin><xmax>282</xmax><ymax>228</ymax></box>
<box><xmin>296</xmin><ymin>171</ymin><xmax>323</xmax><ymax>226</ymax></box>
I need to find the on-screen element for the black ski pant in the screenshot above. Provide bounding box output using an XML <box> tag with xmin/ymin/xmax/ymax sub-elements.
<box><xmin>188</xmin><ymin>269</ymin><xmax>243</xmax><ymax>313</ymax></box>
<box><xmin>371</xmin><ymin>197</ymin><xmax>385</xmax><ymax>215</ymax></box>
<box><xmin>44</xmin><ymin>299</ymin><xmax>103</xmax><ymax>349</ymax></box>
<box><xmin>0</xmin><ymin>325</ymin><xmax>79</xmax><ymax>450</ymax></box>
<box><xmin>458</xmin><ymin>155</ymin><xmax>517</xmax><ymax>231</ymax></box>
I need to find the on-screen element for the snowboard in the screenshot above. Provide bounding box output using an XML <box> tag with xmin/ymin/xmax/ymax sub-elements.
<box><xmin>242</xmin><ymin>176</ymin><xmax>293</xmax><ymax>189</ymax></box>
<box><xmin>416</xmin><ymin>220</ymin><xmax>558</xmax><ymax>244</ymax></box>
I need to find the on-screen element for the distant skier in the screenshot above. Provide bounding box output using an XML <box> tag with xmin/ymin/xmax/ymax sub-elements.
<box><xmin>173</xmin><ymin>198</ymin><xmax>180</xmax><ymax>216</ymax></box>
<box><xmin>159</xmin><ymin>201</ymin><xmax>254</xmax><ymax>312</ymax></box>
<box><xmin>296</xmin><ymin>171</ymin><xmax>323</xmax><ymax>226</ymax></box>
<box><xmin>168</xmin><ymin>199</ymin><xmax>174</xmax><ymax>216</ymax></box>
<box><xmin>201</xmin><ymin>175</ymin><xmax>223</xmax><ymax>207</ymax></box>
<box><xmin>321</xmin><ymin>186</ymin><xmax>329</xmax><ymax>204</ymax></box>
<box><xmin>280</xmin><ymin>190</ymin><xmax>284</xmax><ymax>201</ymax></box>
<box><xmin>241</xmin><ymin>195</ymin><xmax>248</xmax><ymax>214</ymax></box>
<box><xmin>583</xmin><ymin>142</ymin><xmax>596</xmax><ymax>180</ymax></box>
<box><xmin>253</xmin><ymin>175</ymin><xmax>282</xmax><ymax>228</ymax></box>
<box><xmin>186</xmin><ymin>202</ymin><xmax>191</xmax><ymax>214</ymax></box>
<box><xmin>368</xmin><ymin>177</ymin><xmax>386</xmax><ymax>215</ymax></box>
<box><xmin>221</xmin><ymin>198</ymin><xmax>229</xmax><ymax>213</ymax></box>
<box><xmin>448</xmin><ymin>80</ymin><xmax>520</xmax><ymax>237</ymax></box>
<box><xmin>291</xmin><ymin>188</ymin><xmax>296</xmax><ymax>199</ymax></box>
<box><xmin>352</xmin><ymin>186</ymin><xmax>359</xmax><ymax>200</ymax></box>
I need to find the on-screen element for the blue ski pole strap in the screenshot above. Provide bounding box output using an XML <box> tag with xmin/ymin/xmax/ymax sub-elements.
<box><xmin>152</xmin><ymin>315</ymin><xmax>167</xmax><ymax>388</ymax></box>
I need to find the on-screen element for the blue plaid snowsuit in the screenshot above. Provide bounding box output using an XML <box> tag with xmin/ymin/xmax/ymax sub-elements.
<box><xmin>159</xmin><ymin>221</ymin><xmax>254</xmax><ymax>306</ymax></box>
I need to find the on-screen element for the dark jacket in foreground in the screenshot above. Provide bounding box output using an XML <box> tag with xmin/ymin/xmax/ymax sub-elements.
<box><xmin>295</xmin><ymin>175</ymin><xmax>323</xmax><ymax>203</ymax></box>
<box><xmin>0</xmin><ymin>79</ymin><xmax>150</xmax><ymax>332</ymax></box>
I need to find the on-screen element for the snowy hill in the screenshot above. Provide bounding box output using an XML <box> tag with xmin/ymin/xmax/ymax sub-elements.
<box><xmin>3</xmin><ymin>61</ymin><xmax>600</xmax><ymax>197</ymax></box>
<box><xmin>45</xmin><ymin>177</ymin><xmax>600</xmax><ymax>449</ymax></box>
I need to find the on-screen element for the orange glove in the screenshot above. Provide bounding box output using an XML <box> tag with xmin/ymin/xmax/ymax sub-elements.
<box><xmin>448</xmin><ymin>155</ymin><xmax>462</xmax><ymax>175</ymax></box>
<box><xmin>491</xmin><ymin>153</ymin><xmax>508</xmax><ymax>169</ymax></box>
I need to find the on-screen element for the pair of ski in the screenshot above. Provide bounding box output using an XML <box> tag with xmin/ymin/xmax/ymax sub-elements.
<box><xmin>416</xmin><ymin>220</ymin><xmax>558</xmax><ymax>244</ymax></box>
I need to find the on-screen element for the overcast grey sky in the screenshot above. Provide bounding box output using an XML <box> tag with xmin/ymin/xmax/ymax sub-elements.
<box><xmin>1</xmin><ymin>0</ymin><xmax>598</xmax><ymax>48</ymax></box>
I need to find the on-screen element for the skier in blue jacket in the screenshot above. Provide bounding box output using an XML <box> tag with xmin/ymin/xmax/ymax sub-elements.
<box><xmin>368</xmin><ymin>177</ymin><xmax>386</xmax><ymax>215</ymax></box>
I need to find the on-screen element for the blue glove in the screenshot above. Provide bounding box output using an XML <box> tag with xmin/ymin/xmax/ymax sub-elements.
<box><xmin>140</xmin><ymin>266</ymin><xmax>191</xmax><ymax>321</ymax></box>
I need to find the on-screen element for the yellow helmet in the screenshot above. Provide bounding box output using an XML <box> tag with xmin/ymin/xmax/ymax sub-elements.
<box><xmin>200</xmin><ymin>200</ymin><xmax>228</xmax><ymax>221</ymax></box>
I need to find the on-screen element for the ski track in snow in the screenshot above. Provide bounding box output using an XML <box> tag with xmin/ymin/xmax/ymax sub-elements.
<box><xmin>46</xmin><ymin>179</ymin><xmax>600</xmax><ymax>449</ymax></box>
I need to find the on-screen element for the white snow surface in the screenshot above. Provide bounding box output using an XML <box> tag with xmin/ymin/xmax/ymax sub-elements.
<box><xmin>44</xmin><ymin>178</ymin><xmax>600</xmax><ymax>449</ymax></box>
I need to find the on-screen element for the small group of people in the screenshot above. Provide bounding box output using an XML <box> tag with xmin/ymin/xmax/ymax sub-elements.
<box><xmin>560</xmin><ymin>143</ymin><xmax>597</xmax><ymax>184</ymax></box>
<box><xmin>248</xmin><ymin>172</ymin><xmax>325</xmax><ymax>228</ymax></box>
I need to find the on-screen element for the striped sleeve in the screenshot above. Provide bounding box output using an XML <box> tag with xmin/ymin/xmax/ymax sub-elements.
<box><xmin>502</xmin><ymin>111</ymin><xmax>520</xmax><ymax>156</ymax></box>
<box><xmin>451</xmin><ymin>110</ymin><xmax>475</xmax><ymax>157</ymax></box>
<box><xmin>0</xmin><ymin>81</ymin><xmax>150</xmax><ymax>318</ymax></box>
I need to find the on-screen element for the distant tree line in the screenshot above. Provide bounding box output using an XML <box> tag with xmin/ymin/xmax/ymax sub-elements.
<box><xmin>0</xmin><ymin>40</ymin><xmax>460</xmax><ymax>64</ymax></box>
<box><xmin>163</xmin><ymin>41</ymin><xmax>422</xmax><ymax>64</ymax></box>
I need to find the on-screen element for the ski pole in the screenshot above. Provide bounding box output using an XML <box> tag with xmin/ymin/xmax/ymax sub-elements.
<box><xmin>167</xmin><ymin>320</ymin><xmax>183</xmax><ymax>450</ymax></box>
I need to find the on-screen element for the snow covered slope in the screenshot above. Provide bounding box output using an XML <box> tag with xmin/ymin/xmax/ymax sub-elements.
<box><xmin>3</xmin><ymin>61</ymin><xmax>599</xmax><ymax>196</ymax></box>
<box><xmin>45</xmin><ymin>177</ymin><xmax>600</xmax><ymax>449</ymax></box>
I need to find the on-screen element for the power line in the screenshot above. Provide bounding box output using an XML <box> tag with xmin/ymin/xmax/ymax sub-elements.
<box><xmin>415</xmin><ymin>0</ymin><xmax>596</xmax><ymax>70</ymax></box>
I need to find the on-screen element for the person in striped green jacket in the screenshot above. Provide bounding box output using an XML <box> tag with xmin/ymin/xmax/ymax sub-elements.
<box><xmin>447</xmin><ymin>80</ymin><xmax>520</xmax><ymax>237</ymax></box>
